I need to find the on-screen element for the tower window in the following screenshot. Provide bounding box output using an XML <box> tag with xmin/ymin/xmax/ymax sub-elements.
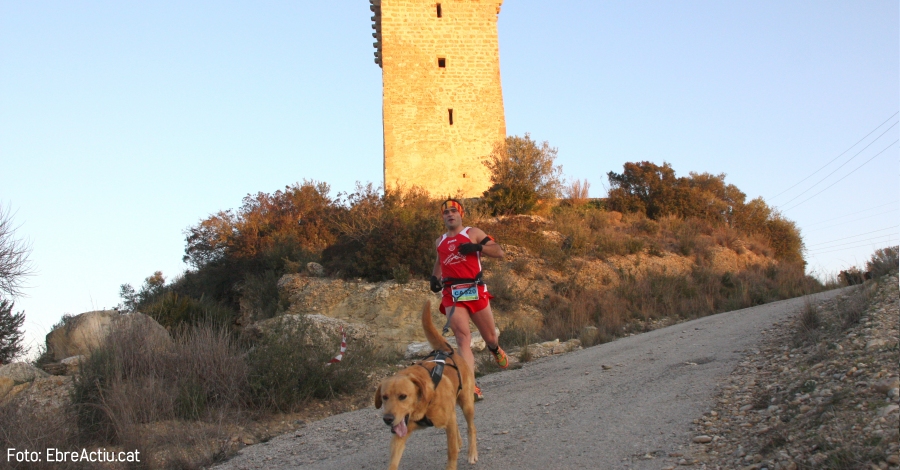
<box><xmin>448</xmin><ymin>109</ymin><xmax>453</xmax><ymax>125</ymax></box>
<box><xmin>438</xmin><ymin>58</ymin><xmax>446</xmax><ymax>68</ymax></box>
<box><xmin>436</xmin><ymin>4</ymin><xmax>442</xmax><ymax>17</ymax></box>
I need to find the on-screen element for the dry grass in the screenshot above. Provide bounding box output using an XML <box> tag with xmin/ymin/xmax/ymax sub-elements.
<box><xmin>0</xmin><ymin>401</ymin><xmax>80</xmax><ymax>470</ymax></box>
<box><xmin>794</xmin><ymin>297</ymin><xmax>822</xmax><ymax>345</ymax></box>
<box><xmin>835</xmin><ymin>285</ymin><xmax>871</xmax><ymax>330</ymax></box>
<box><xmin>866</xmin><ymin>245</ymin><xmax>899</xmax><ymax>279</ymax></box>
<box><xmin>564</xmin><ymin>179</ymin><xmax>590</xmax><ymax>206</ymax></box>
<box><xmin>58</xmin><ymin>312</ymin><xmax>393</xmax><ymax>469</ymax></box>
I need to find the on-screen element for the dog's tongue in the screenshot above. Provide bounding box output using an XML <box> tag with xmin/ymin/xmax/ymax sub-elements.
<box><xmin>392</xmin><ymin>419</ymin><xmax>408</xmax><ymax>438</ymax></box>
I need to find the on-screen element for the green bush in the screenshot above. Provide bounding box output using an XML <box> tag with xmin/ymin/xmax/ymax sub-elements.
<box><xmin>0</xmin><ymin>298</ymin><xmax>25</xmax><ymax>364</ymax></box>
<box><xmin>142</xmin><ymin>291</ymin><xmax>234</xmax><ymax>329</ymax></box>
<box><xmin>607</xmin><ymin>161</ymin><xmax>805</xmax><ymax>264</ymax></box>
<box><xmin>322</xmin><ymin>185</ymin><xmax>441</xmax><ymax>281</ymax></box>
<box><xmin>246</xmin><ymin>316</ymin><xmax>385</xmax><ymax>411</ymax></box>
<box><xmin>482</xmin><ymin>134</ymin><xmax>564</xmax><ymax>215</ymax></box>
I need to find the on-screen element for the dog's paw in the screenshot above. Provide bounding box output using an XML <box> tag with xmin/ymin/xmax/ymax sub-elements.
<box><xmin>468</xmin><ymin>451</ymin><xmax>478</xmax><ymax>464</ymax></box>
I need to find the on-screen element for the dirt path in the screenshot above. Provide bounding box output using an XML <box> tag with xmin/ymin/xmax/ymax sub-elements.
<box><xmin>214</xmin><ymin>289</ymin><xmax>847</xmax><ymax>470</ymax></box>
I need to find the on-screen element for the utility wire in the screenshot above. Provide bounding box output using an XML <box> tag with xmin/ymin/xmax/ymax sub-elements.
<box><xmin>783</xmin><ymin>139</ymin><xmax>899</xmax><ymax>212</ymax></box>
<box><xmin>807</xmin><ymin>236</ymin><xmax>898</xmax><ymax>256</ymax></box>
<box><xmin>805</xmin><ymin>226</ymin><xmax>900</xmax><ymax>247</ymax></box>
<box><xmin>779</xmin><ymin>122</ymin><xmax>899</xmax><ymax>207</ymax></box>
<box><xmin>804</xmin><ymin>208</ymin><xmax>899</xmax><ymax>234</ymax></box>
<box><xmin>804</xmin><ymin>200</ymin><xmax>899</xmax><ymax>227</ymax></box>
<box><xmin>771</xmin><ymin>111</ymin><xmax>899</xmax><ymax>200</ymax></box>
<box><xmin>807</xmin><ymin>233</ymin><xmax>897</xmax><ymax>252</ymax></box>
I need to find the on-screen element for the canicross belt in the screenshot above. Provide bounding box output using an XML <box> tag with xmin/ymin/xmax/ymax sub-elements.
<box><xmin>441</xmin><ymin>271</ymin><xmax>485</xmax><ymax>334</ymax></box>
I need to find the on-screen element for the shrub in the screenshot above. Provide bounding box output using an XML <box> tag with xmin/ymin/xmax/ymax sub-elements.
<box><xmin>142</xmin><ymin>291</ymin><xmax>235</xmax><ymax>330</ymax></box>
<box><xmin>392</xmin><ymin>264</ymin><xmax>412</xmax><ymax>284</ymax></box>
<box><xmin>246</xmin><ymin>316</ymin><xmax>384</xmax><ymax>411</ymax></box>
<box><xmin>0</xmin><ymin>401</ymin><xmax>77</xmax><ymax>470</ymax></box>
<box><xmin>607</xmin><ymin>162</ymin><xmax>804</xmax><ymax>264</ymax></box>
<box><xmin>0</xmin><ymin>298</ymin><xmax>25</xmax><ymax>364</ymax></box>
<box><xmin>564</xmin><ymin>179</ymin><xmax>590</xmax><ymax>206</ymax></box>
<box><xmin>183</xmin><ymin>181</ymin><xmax>336</xmax><ymax>270</ymax></box>
<box><xmin>795</xmin><ymin>297</ymin><xmax>821</xmax><ymax>345</ymax></box>
<box><xmin>866</xmin><ymin>246</ymin><xmax>899</xmax><ymax>279</ymax></box>
<box><xmin>482</xmin><ymin>134</ymin><xmax>564</xmax><ymax>215</ymax></box>
<box><xmin>835</xmin><ymin>286</ymin><xmax>870</xmax><ymax>329</ymax></box>
<box><xmin>322</xmin><ymin>185</ymin><xmax>442</xmax><ymax>281</ymax></box>
<box><xmin>72</xmin><ymin>319</ymin><xmax>247</xmax><ymax>445</ymax></box>
<box><xmin>238</xmin><ymin>269</ymin><xmax>287</xmax><ymax>322</ymax></box>
<box><xmin>483</xmin><ymin>266</ymin><xmax>518</xmax><ymax>312</ymax></box>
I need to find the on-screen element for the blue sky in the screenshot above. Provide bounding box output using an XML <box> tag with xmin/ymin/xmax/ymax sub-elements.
<box><xmin>1</xmin><ymin>1</ymin><xmax>898</xmax><ymax>356</ymax></box>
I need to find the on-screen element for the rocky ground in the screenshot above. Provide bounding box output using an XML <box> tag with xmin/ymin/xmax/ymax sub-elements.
<box><xmin>674</xmin><ymin>273</ymin><xmax>899</xmax><ymax>470</ymax></box>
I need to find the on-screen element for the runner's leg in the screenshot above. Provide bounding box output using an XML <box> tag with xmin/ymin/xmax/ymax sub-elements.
<box><xmin>448</xmin><ymin>305</ymin><xmax>475</xmax><ymax>373</ymax></box>
<box><xmin>470</xmin><ymin>303</ymin><xmax>499</xmax><ymax>349</ymax></box>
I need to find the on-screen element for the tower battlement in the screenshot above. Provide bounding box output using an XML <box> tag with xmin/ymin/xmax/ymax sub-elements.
<box><xmin>371</xmin><ymin>0</ymin><xmax>506</xmax><ymax>198</ymax></box>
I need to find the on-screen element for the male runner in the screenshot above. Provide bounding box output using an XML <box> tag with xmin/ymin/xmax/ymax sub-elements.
<box><xmin>430</xmin><ymin>198</ymin><xmax>509</xmax><ymax>401</ymax></box>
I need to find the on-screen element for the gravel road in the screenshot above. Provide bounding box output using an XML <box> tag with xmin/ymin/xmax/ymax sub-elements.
<box><xmin>214</xmin><ymin>289</ymin><xmax>847</xmax><ymax>470</ymax></box>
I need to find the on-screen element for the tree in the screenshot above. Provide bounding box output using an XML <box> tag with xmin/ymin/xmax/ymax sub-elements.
<box><xmin>0</xmin><ymin>299</ymin><xmax>25</xmax><ymax>364</ymax></box>
<box><xmin>606</xmin><ymin>161</ymin><xmax>680</xmax><ymax>219</ymax></box>
<box><xmin>483</xmin><ymin>134</ymin><xmax>564</xmax><ymax>215</ymax></box>
<box><xmin>0</xmin><ymin>204</ymin><xmax>33</xmax><ymax>298</ymax></box>
<box><xmin>0</xmin><ymin>205</ymin><xmax>31</xmax><ymax>364</ymax></box>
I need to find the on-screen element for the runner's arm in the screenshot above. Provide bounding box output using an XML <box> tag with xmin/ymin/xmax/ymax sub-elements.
<box><xmin>432</xmin><ymin>237</ymin><xmax>443</xmax><ymax>278</ymax></box>
<box><xmin>469</xmin><ymin>227</ymin><xmax>504</xmax><ymax>259</ymax></box>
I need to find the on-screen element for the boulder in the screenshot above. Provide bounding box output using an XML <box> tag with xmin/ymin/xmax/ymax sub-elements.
<box><xmin>39</xmin><ymin>355</ymin><xmax>87</xmax><ymax>376</ymax></box>
<box><xmin>5</xmin><ymin>376</ymin><xmax>73</xmax><ymax>415</ymax></box>
<box><xmin>45</xmin><ymin>310</ymin><xmax>169</xmax><ymax>361</ymax></box>
<box><xmin>250</xmin><ymin>313</ymin><xmax>370</xmax><ymax>344</ymax></box>
<box><xmin>45</xmin><ymin>310</ymin><xmax>117</xmax><ymax>361</ymax></box>
<box><xmin>0</xmin><ymin>362</ymin><xmax>49</xmax><ymax>383</ymax></box>
<box><xmin>0</xmin><ymin>376</ymin><xmax>13</xmax><ymax>400</ymax></box>
<box><xmin>306</xmin><ymin>262</ymin><xmax>325</xmax><ymax>277</ymax></box>
<box><xmin>276</xmin><ymin>275</ymin><xmax>444</xmax><ymax>351</ymax></box>
<box><xmin>511</xmin><ymin>338</ymin><xmax>582</xmax><ymax>361</ymax></box>
<box><xmin>115</xmin><ymin>312</ymin><xmax>171</xmax><ymax>352</ymax></box>
<box><xmin>874</xmin><ymin>377</ymin><xmax>900</xmax><ymax>395</ymax></box>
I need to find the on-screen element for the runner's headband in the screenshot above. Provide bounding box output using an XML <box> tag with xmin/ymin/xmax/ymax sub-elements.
<box><xmin>441</xmin><ymin>199</ymin><xmax>464</xmax><ymax>216</ymax></box>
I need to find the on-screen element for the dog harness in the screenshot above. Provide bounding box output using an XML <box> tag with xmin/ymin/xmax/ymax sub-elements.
<box><xmin>414</xmin><ymin>349</ymin><xmax>463</xmax><ymax>428</ymax></box>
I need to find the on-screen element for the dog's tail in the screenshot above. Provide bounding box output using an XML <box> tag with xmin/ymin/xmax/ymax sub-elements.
<box><xmin>422</xmin><ymin>301</ymin><xmax>453</xmax><ymax>353</ymax></box>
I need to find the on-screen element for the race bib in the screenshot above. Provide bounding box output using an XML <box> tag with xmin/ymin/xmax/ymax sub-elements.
<box><xmin>451</xmin><ymin>282</ymin><xmax>479</xmax><ymax>302</ymax></box>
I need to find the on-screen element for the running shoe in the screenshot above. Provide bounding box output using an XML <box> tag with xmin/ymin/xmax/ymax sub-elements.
<box><xmin>474</xmin><ymin>384</ymin><xmax>484</xmax><ymax>402</ymax></box>
<box><xmin>491</xmin><ymin>346</ymin><xmax>509</xmax><ymax>369</ymax></box>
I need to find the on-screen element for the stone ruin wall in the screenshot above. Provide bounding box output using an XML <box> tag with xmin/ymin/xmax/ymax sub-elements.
<box><xmin>371</xmin><ymin>0</ymin><xmax>506</xmax><ymax>198</ymax></box>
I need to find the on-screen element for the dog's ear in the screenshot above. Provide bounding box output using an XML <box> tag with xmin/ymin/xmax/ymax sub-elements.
<box><xmin>374</xmin><ymin>384</ymin><xmax>383</xmax><ymax>409</ymax></box>
<box><xmin>410</xmin><ymin>373</ymin><xmax>433</xmax><ymax>405</ymax></box>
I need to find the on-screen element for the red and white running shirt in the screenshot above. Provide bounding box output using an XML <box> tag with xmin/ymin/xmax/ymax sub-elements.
<box><xmin>436</xmin><ymin>227</ymin><xmax>482</xmax><ymax>280</ymax></box>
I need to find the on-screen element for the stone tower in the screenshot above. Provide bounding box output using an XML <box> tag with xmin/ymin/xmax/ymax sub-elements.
<box><xmin>370</xmin><ymin>0</ymin><xmax>506</xmax><ymax>198</ymax></box>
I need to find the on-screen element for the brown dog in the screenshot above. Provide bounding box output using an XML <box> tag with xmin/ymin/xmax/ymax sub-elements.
<box><xmin>375</xmin><ymin>301</ymin><xmax>478</xmax><ymax>470</ymax></box>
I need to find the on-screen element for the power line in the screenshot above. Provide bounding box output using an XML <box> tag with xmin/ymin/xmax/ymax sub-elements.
<box><xmin>783</xmin><ymin>139</ymin><xmax>899</xmax><ymax>212</ymax></box>
<box><xmin>807</xmin><ymin>236</ymin><xmax>898</xmax><ymax>256</ymax></box>
<box><xmin>779</xmin><ymin>122</ymin><xmax>898</xmax><ymax>207</ymax></box>
<box><xmin>803</xmin><ymin>200</ymin><xmax>899</xmax><ymax>227</ymax></box>
<box><xmin>807</xmin><ymin>233</ymin><xmax>897</xmax><ymax>252</ymax></box>
<box><xmin>771</xmin><ymin>111</ymin><xmax>899</xmax><ymax>200</ymax></box>
<box><xmin>805</xmin><ymin>226</ymin><xmax>900</xmax><ymax>247</ymax></box>
<box><xmin>804</xmin><ymin>208</ymin><xmax>899</xmax><ymax>234</ymax></box>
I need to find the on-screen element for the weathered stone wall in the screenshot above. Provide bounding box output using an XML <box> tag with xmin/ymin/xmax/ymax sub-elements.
<box><xmin>374</xmin><ymin>0</ymin><xmax>506</xmax><ymax>198</ymax></box>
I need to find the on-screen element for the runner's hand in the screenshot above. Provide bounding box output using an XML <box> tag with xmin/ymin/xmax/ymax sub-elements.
<box><xmin>430</xmin><ymin>276</ymin><xmax>443</xmax><ymax>292</ymax></box>
<box><xmin>458</xmin><ymin>243</ymin><xmax>482</xmax><ymax>255</ymax></box>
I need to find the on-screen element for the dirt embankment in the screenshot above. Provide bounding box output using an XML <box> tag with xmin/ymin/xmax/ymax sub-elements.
<box><xmin>680</xmin><ymin>274</ymin><xmax>899</xmax><ymax>470</ymax></box>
